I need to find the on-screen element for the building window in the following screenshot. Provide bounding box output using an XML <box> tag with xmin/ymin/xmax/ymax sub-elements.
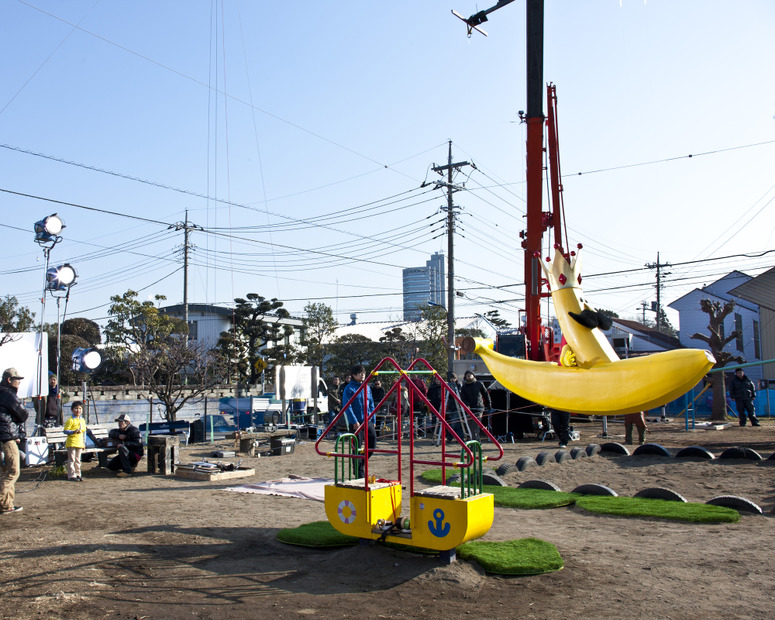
<box><xmin>734</xmin><ymin>313</ymin><xmax>744</xmax><ymax>352</ymax></box>
<box><xmin>188</xmin><ymin>320</ymin><xmax>198</xmax><ymax>340</ymax></box>
<box><xmin>612</xmin><ymin>338</ymin><xmax>629</xmax><ymax>350</ymax></box>
<box><xmin>753</xmin><ymin>320</ymin><xmax>761</xmax><ymax>359</ymax></box>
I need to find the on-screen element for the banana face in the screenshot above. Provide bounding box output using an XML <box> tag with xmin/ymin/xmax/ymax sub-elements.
<box><xmin>540</xmin><ymin>248</ymin><xmax>618</xmax><ymax>368</ymax></box>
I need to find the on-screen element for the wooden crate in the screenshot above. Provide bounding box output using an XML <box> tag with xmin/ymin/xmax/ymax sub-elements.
<box><xmin>175</xmin><ymin>465</ymin><xmax>255</xmax><ymax>481</ymax></box>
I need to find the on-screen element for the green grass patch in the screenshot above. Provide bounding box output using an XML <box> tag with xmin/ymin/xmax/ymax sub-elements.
<box><xmin>419</xmin><ymin>468</ymin><xmax>452</xmax><ymax>485</ymax></box>
<box><xmin>276</xmin><ymin>520</ymin><xmax>359</xmax><ymax>548</ymax></box>
<box><xmin>457</xmin><ymin>538</ymin><xmax>564</xmax><ymax>575</ymax></box>
<box><xmin>490</xmin><ymin>486</ymin><xmax>579</xmax><ymax>509</ymax></box>
<box><xmin>575</xmin><ymin>495</ymin><xmax>740</xmax><ymax>523</ymax></box>
<box><xmin>420</xmin><ymin>469</ymin><xmax>578</xmax><ymax>509</ymax></box>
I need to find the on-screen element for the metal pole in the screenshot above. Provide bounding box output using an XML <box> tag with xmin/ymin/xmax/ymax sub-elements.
<box><xmin>36</xmin><ymin>246</ymin><xmax>51</xmax><ymax>427</ymax></box>
<box><xmin>183</xmin><ymin>209</ymin><xmax>189</xmax><ymax>340</ymax></box>
<box><xmin>446</xmin><ymin>141</ymin><xmax>456</xmax><ymax>377</ymax></box>
<box><xmin>524</xmin><ymin>0</ymin><xmax>545</xmax><ymax>360</ymax></box>
<box><xmin>82</xmin><ymin>379</ymin><xmax>88</xmax><ymax>423</ymax></box>
<box><xmin>56</xmin><ymin>297</ymin><xmax>63</xmax><ymax>421</ymax></box>
<box><xmin>655</xmin><ymin>252</ymin><xmax>661</xmax><ymax>331</ymax></box>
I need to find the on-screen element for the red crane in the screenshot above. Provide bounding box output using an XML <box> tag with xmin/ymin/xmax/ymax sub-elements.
<box><xmin>455</xmin><ymin>0</ymin><xmax>567</xmax><ymax>362</ymax></box>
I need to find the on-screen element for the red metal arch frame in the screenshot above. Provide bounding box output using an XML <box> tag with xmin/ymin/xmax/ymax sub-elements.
<box><xmin>315</xmin><ymin>357</ymin><xmax>503</xmax><ymax>496</ymax></box>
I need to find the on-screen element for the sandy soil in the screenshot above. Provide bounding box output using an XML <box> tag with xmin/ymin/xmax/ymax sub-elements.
<box><xmin>2</xmin><ymin>418</ymin><xmax>774</xmax><ymax>619</ymax></box>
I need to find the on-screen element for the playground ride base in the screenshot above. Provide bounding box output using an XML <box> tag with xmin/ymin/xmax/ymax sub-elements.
<box><xmin>324</xmin><ymin>479</ymin><xmax>494</xmax><ymax>551</ymax></box>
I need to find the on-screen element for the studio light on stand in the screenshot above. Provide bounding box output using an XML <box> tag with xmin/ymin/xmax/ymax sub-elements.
<box><xmin>32</xmin><ymin>212</ymin><xmax>69</xmax><ymax>426</ymax></box>
<box><xmin>72</xmin><ymin>347</ymin><xmax>102</xmax><ymax>423</ymax></box>
<box><xmin>34</xmin><ymin>213</ymin><xmax>65</xmax><ymax>246</ymax></box>
<box><xmin>49</xmin><ymin>263</ymin><xmax>78</xmax><ymax>424</ymax></box>
<box><xmin>46</xmin><ymin>263</ymin><xmax>77</xmax><ymax>292</ymax></box>
<box><xmin>72</xmin><ymin>347</ymin><xmax>102</xmax><ymax>373</ymax></box>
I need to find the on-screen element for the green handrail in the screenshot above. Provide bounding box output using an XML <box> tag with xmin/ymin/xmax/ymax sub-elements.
<box><xmin>333</xmin><ymin>433</ymin><xmax>360</xmax><ymax>484</ymax></box>
<box><xmin>459</xmin><ymin>441</ymin><xmax>484</xmax><ymax>498</ymax></box>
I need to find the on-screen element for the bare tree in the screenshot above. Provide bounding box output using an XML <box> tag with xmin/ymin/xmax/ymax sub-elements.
<box><xmin>130</xmin><ymin>337</ymin><xmax>224</xmax><ymax>422</ymax></box>
<box><xmin>690</xmin><ymin>298</ymin><xmax>744</xmax><ymax>422</ymax></box>
<box><xmin>105</xmin><ymin>290</ymin><xmax>225</xmax><ymax>421</ymax></box>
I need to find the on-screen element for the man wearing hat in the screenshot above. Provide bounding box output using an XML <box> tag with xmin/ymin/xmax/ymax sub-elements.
<box><xmin>106</xmin><ymin>413</ymin><xmax>144</xmax><ymax>477</ymax></box>
<box><xmin>0</xmin><ymin>368</ymin><xmax>29</xmax><ymax>514</ymax></box>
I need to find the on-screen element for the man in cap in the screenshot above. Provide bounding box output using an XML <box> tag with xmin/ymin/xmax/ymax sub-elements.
<box><xmin>0</xmin><ymin>368</ymin><xmax>29</xmax><ymax>514</ymax></box>
<box><xmin>106</xmin><ymin>413</ymin><xmax>144</xmax><ymax>477</ymax></box>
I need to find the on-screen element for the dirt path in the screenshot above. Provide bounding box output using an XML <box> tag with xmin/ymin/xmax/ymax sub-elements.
<box><xmin>1</xmin><ymin>420</ymin><xmax>773</xmax><ymax>619</ymax></box>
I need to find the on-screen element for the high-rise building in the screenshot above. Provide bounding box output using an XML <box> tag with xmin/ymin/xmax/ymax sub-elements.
<box><xmin>402</xmin><ymin>252</ymin><xmax>445</xmax><ymax>321</ymax></box>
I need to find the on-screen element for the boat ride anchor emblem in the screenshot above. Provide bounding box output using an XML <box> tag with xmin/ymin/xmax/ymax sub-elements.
<box><xmin>428</xmin><ymin>508</ymin><xmax>450</xmax><ymax>538</ymax></box>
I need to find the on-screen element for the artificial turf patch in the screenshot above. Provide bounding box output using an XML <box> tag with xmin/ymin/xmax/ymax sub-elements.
<box><xmin>457</xmin><ymin>538</ymin><xmax>564</xmax><ymax>575</ymax></box>
<box><xmin>419</xmin><ymin>468</ymin><xmax>455</xmax><ymax>485</ymax></box>
<box><xmin>276</xmin><ymin>520</ymin><xmax>359</xmax><ymax>548</ymax></box>
<box><xmin>575</xmin><ymin>495</ymin><xmax>740</xmax><ymax>523</ymax></box>
<box><xmin>420</xmin><ymin>469</ymin><xmax>578</xmax><ymax>509</ymax></box>
<box><xmin>490</xmin><ymin>486</ymin><xmax>579</xmax><ymax>509</ymax></box>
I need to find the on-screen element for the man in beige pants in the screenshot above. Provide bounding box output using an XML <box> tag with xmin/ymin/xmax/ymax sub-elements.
<box><xmin>0</xmin><ymin>367</ymin><xmax>29</xmax><ymax>514</ymax></box>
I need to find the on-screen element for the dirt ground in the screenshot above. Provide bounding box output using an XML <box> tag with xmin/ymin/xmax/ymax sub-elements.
<box><xmin>2</xmin><ymin>418</ymin><xmax>774</xmax><ymax>619</ymax></box>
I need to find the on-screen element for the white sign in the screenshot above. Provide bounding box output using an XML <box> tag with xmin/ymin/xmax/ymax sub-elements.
<box><xmin>275</xmin><ymin>365</ymin><xmax>319</xmax><ymax>400</ymax></box>
<box><xmin>0</xmin><ymin>332</ymin><xmax>48</xmax><ymax>398</ymax></box>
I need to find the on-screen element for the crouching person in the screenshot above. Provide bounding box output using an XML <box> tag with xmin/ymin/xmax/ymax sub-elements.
<box><xmin>107</xmin><ymin>414</ymin><xmax>143</xmax><ymax>478</ymax></box>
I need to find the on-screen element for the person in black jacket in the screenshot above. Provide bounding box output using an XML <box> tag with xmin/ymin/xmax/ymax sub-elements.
<box><xmin>728</xmin><ymin>369</ymin><xmax>760</xmax><ymax>427</ymax></box>
<box><xmin>107</xmin><ymin>414</ymin><xmax>144</xmax><ymax>477</ymax></box>
<box><xmin>460</xmin><ymin>371</ymin><xmax>491</xmax><ymax>440</ymax></box>
<box><xmin>0</xmin><ymin>367</ymin><xmax>29</xmax><ymax>514</ymax></box>
<box><xmin>427</xmin><ymin>374</ymin><xmax>443</xmax><ymax>412</ymax></box>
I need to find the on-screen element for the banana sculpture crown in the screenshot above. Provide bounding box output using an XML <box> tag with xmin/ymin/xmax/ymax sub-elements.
<box><xmin>541</xmin><ymin>246</ymin><xmax>583</xmax><ymax>292</ymax></box>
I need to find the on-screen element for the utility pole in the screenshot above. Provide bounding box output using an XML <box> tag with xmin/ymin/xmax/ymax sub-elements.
<box><xmin>637</xmin><ymin>301</ymin><xmax>648</xmax><ymax>324</ymax></box>
<box><xmin>645</xmin><ymin>252</ymin><xmax>671</xmax><ymax>332</ymax></box>
<box><xmin>170</xmin><ymin>211</ymin><xmax>201</xmax><ymax>342</ymax></box>
<box><xmin>432</xmin><ymin>141</ymin><xmax>474</xmax><ymax>377</ymax></box>
<box><xmin>183</xmin><ymin>210</ymin><xmax>190</xmax><ymax>331</ymax></box>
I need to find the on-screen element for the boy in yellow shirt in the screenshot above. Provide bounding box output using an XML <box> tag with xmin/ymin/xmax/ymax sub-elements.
<box><xmin>63</xmin><ymin>401</ymin><xmax>86</xmax><ymax>481</ymax></box>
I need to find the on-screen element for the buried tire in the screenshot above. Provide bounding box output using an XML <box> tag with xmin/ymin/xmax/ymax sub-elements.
<box><xmin>519</xmin><ymin>479</ymin><xmax>561</xmax><ymax>492</ymax></box>
<box><xmin>571</xmin><ymin>483</ymin><xmax>618</xmax><ymax>497</ymax></box>
<box><xmin>634</xmin><ymin>487</ymin><xmax>687</xmax><ymax>502</ymax></box>
<box><xmin>706</xmin><ymin>495</ymin><xmax>763</xmax><ymax>515</ymax></box>
<box><xmin>600</xmin><ymin>442</ymin><xmax>630</xmax><ymax>456</ymax></box>
<box><xmin>675</xmin><ymin>445</ymin><xmax>715</xmax><ymax>460</ymax></box>
<box><xmin>719</xmin><ymin>447</ymin><xmax>763</xmax><ymax>461</ymax></box>
<box><xmin>496</xmin><ymin>462</ymin><xmax>517</xmax><ymax>476</ymax></box>
<box><xmin>585</xmin><ymin>443</ymin><xmax>601</xmax><ymax>457</ymax></box>
<box><xmin>632</xmin><ymin>443</ymin><xmax>671</xmax><ymax>457</ymax></box>
<box><xmin>535</xmin><ymin>451</ymin><xmax>556</xmax><ymax>466</ymax></box>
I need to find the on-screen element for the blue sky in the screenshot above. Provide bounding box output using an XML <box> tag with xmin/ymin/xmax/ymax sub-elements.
<box><xmin>1</xmin><ymin>0</ymin><xmax>774</xmax><ymax>334</ymax></box>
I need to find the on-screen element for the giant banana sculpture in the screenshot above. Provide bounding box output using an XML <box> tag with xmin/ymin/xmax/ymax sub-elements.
<box><xmin>463</xmin><ymin>247</ymin><xmax>714</xmax><ymax>415</ymax></box>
